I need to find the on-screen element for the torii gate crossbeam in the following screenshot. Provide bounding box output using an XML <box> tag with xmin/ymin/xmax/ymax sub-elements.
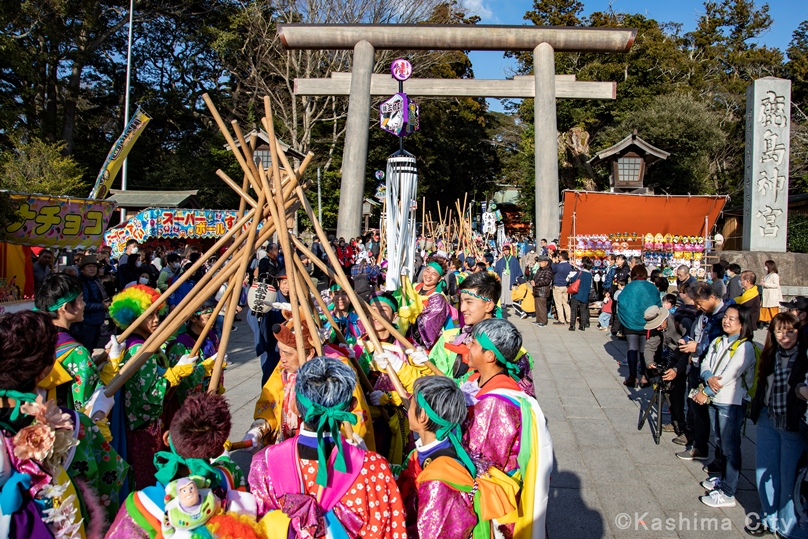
<box><xmin>279</xmin><ymin>24</ymin><xmax>636</xmax><ymax>241</ymax></box>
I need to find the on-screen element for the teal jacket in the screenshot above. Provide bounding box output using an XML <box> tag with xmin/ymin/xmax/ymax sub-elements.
<box><xmin>617</xmin><ymin>280</ymin><xmax>662</xmax><ymax>331</ymax></box>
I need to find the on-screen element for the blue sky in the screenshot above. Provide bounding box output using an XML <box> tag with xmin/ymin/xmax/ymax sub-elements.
<box><xmin>461</xmin><ymin>0</ymin><xmax>806</xmax><ymax>111</ymax></box>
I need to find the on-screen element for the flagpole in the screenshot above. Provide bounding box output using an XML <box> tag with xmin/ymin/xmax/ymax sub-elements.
<box><xmin>120</xmin><ymin>0</ymin><xmax>135</xmax><ymax>220</ymax></box>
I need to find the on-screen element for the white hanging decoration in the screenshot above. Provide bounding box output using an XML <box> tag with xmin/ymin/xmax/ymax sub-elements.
<box><xmin>384</xmin><ymin>152</ymin><xmax>418</xmax><ymax>291</ymax></box>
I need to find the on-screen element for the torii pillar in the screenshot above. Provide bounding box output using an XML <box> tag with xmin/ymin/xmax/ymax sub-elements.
<box><xmin>279</xmin><ymin>25</ymin><xmax>637</xmax><ymax>240</ymax></box>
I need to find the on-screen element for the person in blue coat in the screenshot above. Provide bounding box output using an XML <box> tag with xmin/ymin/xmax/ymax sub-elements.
<box><xmin>74</xmin><ymin>255</ymin><xmax>110</xmax><ymax>350</ymax></box>
<box><xmin>568</xmin><ymin>257</ymin><xmax>593</xmax><ymax>331</ymax></box>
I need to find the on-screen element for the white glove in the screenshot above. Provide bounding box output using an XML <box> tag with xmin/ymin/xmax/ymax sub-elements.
<box><xmin>346</xmin><ymin>348</ymin><xmax>356</xmax><ymax>360</ymax></box>
<box><xmin>85</xmin><ymin>386</ymin><xmax>115</xmax><ymax>421</ymax></box>
<box><xmin>271</xmin><ymin>302</ymin><xmax>292</xmax><ymax>311</ymax></box>
<box><xmin>406</xmin><ymin>347</ymin><xmax>429</xmax><ymax>366</ymax></box>
<box><xmin>177</xmin><ymin>354</ymin><xmax>198</xmax><ymax>367</ymax></box>
<box><xmin>373</xmin><ymin>351</ymin><xmax>404</xmax><ymax>373</ymax></box>
<box><xmin>243</xmin><ymin>422</ymin><xmax>266</xmax><ymax>451</ymax></box>
<box><xmin>368</xmin><ymin>390</ymin><xmax>384</xmax><ymax>406</ymax></box>
<box><xmin>318</xmin><ymin>326</ymin><xmax>331</xmax><ymax>342</ymax></box>
<box><xmin>459</xmin><ymin>380</ymin><xmax>480</xmax><ymax>406</ymax></box>
<box><xmin>105</xmin><ymin>336</ymin><xmax>124</xmax><ymax>360</ymax></box>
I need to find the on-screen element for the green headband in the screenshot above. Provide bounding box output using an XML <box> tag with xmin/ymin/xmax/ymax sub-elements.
<box><xmin>0</xmin><ymin>390</ymin><xmax>38</xmax><ymax>421</ymax></box>
<box><xmin>460</xmin><ymin>289</ymin><xmax>492</xmax><ymax>303</ymax></box>
<box><xmin>426</xmin><ymin>262</ymin><xmax>445</xmax><ymax>276</ymax></box>
<box><xmin>370</xmin><ymin>296</ymin><xmax>398</xmax><ymax>314</ymax></box>
<box><xmin>415</xmin><ymin>391</ymin><xmax>476</xmax><ymax>476</ymax></box>
<box><xmin>153</xmin><ymin>437</ymin><xmax>220</xmax><ymax>487</ymax></box>
<box><xmin>296</xmin><ymin>391</ymin><xmax>359</xmax><ymax>487</ymax></box>
<box><xmin>33</xmin><ymin>290</ymin><xmax>80</xmax><ymax>312</ymax></box>
<box><xmin>476</xmin><ymin>331</ymin><xmax>519</xmax><ymax>381</ymax></box>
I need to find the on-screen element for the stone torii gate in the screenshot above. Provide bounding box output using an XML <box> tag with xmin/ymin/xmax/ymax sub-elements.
<box><xmin>279</xmin><ymin>24</ymin><xmax>637</xmax><ymax>240</ymax></box>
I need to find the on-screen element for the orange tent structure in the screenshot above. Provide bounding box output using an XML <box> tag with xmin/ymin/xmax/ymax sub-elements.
<box><xmin>559</xmin><ymin>190</ymin><xmax>728</xmax><ymax>250</ymax></box>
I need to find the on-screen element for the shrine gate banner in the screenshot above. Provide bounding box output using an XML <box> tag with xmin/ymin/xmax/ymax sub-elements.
<box><xmin>104</xmin><ymin>208</ymin><xmax>240</xmax><ymax>257</ymax></box>
<box><xmin>4</xmin><ymin>193</ymin><xmax>118</xmax><ymax>250</ymax></box>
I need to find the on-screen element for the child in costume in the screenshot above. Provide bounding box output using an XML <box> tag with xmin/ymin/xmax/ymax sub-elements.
<box><xmin>106</xmin><ymin>392</ymin><xmax>257</xmax><ymax>538</ymax></box>
<box><xmin>398</xmin><ymin>376</ymin><xmax>518</xmax><ymax>539</ymax></box>
<box><xmin>462</xmin><ymin>318</ymin><xmax>553</xmax><ymax>539</ymax></box>
<box><xmin>0</xmin><ymin>310</ymin><xmax>128</xmax><ymax>537</ymax></box>
<box><xmin>165</xmin><ymin>298</ymin><xmax>224</xmax><ymax>400</ymax></box>
<box><xmin>108</xmin><ymin>284</ymin><xmax>208</xmax><ymax>490</ymax></box>
<box><xmin>429</xmin><ymin>272</ymin><xmax>536</xmax><ymax>397</ymax></box>
<box><xmin>248</xmin><ymin>356</ymin><xmax>406</xmax><ymax>538</ymax></box>
<box><xmin>409</xmin><ymin>255</ymin><xmax>455</xmax><ymax>350</ymax></box>
<box><xmin>246</xmin><ymin>316</ymin><xmax>375</xmax><ymax>451</ymax></box>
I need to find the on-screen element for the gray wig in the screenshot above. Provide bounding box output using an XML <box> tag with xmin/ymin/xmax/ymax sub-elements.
<box><xmin>295</xmin><ymin>356</ymin><xmax>356</xmax><ymax>418</ymax></box>
<box><xmin>412</xmin><ymin>376</ymin><xmax>467</xmax><ymax>433</ymax></box>
<box><xmin>472</xmin><ymin>318</ymin><xmax>522</xmax><ymax>363</ymax></box>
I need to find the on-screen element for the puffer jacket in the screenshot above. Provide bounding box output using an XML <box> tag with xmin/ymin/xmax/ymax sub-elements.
<box><xmin>532</xmin><ymin>265</ymin><xmax>553</xmax><ymax>298</ymax></box>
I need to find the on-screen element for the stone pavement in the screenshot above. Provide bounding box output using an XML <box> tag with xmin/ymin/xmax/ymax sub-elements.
<box><xmin>220</xmin><ymin>315</ymin><xmax>764</xmax><ymax>539</ymax></box>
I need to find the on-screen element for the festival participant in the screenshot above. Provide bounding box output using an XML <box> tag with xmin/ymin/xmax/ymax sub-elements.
<box><xmin>409</xmin><ymin>255</ymin><xmax>456</xmax><ymax>351</ymax></box>
<box><xmin>247</xmin><ymin>317</ymin><xmax>375</xmax><ymax>450</ymax></box>
<box><xmin>166</xmin><ymin>298</ymin><xmax>223</xmax><ymax>401</ymax></box>
<box><xmin>34</xmin><ymin>273</ymin><xmax>108</xmax><ymax>410</ymax></box>
<box><xmin>0</xmin><ymin>310</ymin><xmax>128</xmax><ymax>534</ymax></box>
<box><xmin>324</xmin><ymin>284</ymin><xmax>363</xmax><ymax>344</ymax></box>
<box><xmin>106</xmin><ymin>392</ymin><xmax>257</xmax><ymax>539</ymax></box>
<box><xmin>462</xmin><ymin>318</ymin><xmax>553</xmax><ymax>539</ymax></box>
<box><xmin>109</xmin><ymin>284</ymin><xmax>207</xmax><ymax>489</ymax></box>
<box><xmin>493</xmin><ymin>244</ymin><xmax>523</xmax><ymax>310</ymax></box>
<box><xmin>398</xmin><ymin>375</ymin><xmax>519</xmax><ymax>539</ymax></box>
<box><xmin>249</xmin><ymin>356</ymin><xmax>406</xmax><ymax>538</ymax></box>
<box><xmin>429</xmin><ymin>271</ymin><xmax>535</xmax><ymax>396</ymax></box>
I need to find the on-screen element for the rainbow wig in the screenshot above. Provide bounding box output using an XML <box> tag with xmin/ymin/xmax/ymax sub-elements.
<box><xmin>109</xmin><ymin>284</ymin><xmax>167</xmax><ymax>329</ymax></box>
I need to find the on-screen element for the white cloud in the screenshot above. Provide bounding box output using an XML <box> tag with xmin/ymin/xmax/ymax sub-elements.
<box><xmin>461</xmin><ymin>0</ymin><xmax>494</xmax><ymax>20</ymax></box>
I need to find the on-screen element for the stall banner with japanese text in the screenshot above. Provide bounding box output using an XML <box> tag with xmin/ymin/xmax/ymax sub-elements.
<box><xmin>88</xmin><ymin>106</ymin><xmax>151</xmax><ymax>200</ymax></box>
<box><xmin>4</xmin><ymin>194</ymin><xmax>117</xmax><ymax>250</ymax></box>
<box><xmin>104</xmin><ymin>208</ymin><xmax>240</xmax><ymax>257</ymax></box>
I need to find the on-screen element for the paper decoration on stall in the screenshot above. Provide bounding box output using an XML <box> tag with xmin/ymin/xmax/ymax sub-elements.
<box><xmin>4</xmin><ymin>193</ymin><xmax>117</xmax><ymax>250</ymax></box>
<box><xmin>103</xmin><ymin>208</ymin><xmax>243</xmax><ymax>257</ymax></box>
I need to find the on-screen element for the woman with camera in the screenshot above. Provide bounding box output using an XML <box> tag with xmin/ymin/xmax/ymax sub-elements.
<box><xmin>748</xmin><ymin>312</ymin><xmax>808</xmax><ymax>538</ymax></box>
<box><xmin>691</xmin><ymin>303</ymin><xmax>756</xmax><ymax>509</ymax></box>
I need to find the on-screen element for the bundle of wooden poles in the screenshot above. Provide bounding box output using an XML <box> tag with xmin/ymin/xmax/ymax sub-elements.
<box><xmin>418</xmin><ymin>194</ymin><xmax>481</xmax><ymax>259</ymax></box>
<box><xmin>100</xmin><ymin>95</ymin><xmax>446</xmax><ymax>445</ymax></box>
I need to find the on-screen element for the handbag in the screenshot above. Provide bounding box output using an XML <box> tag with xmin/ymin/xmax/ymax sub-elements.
<box><xmin>567</xmin><ymin>273</ymin><xmax>581</xmax><ymax>295</ymax></box>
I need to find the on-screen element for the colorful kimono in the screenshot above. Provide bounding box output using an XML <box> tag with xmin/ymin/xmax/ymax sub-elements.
<box><xmin>409</xmin><ymin>285</ymin><xmax>454</xmax><ymax>351</ymax></box>
<box><xmin>0</xmin><ymin>403</ymin><xmax>128</xmax><ymax>538</ymax></box>
<box><xmin>463</xmin><ymin>375</ymin><xmax>553</xmax><ymax>539</ymax></box>
<box><xmin>120</xmin><ymin>336</ymin><xmax>206</xmax><ymax>490</ymax></box>
<box><xmin>105</xmin><ymin>454</ymin><xmax>250</xmax><ymax>538</ymax></box>
<box><xmin>254</xmin><ymin>358</ymin><xmax>376</xmax><ymax>451</ymax></box>
<box><xmin>429</xmin><ymin>327</ymin><xmax>536</xmax><ymax>397</ymax></box>
<box><xmin>248</xmin><ymin>432</ymin><xmax>406</xmax><ymax>538</ymax></box>
<box><xmin>398</xmin><ymin>440</ymin><xmax>519</xmax><ymax>539</ymax></box>
<box><xmin>55</xmin><ymin>329</ymin><xmax>101</xmax><ymax>411</ymax></box>
<box><xmin>325</xmin><ymin>309</ymin><xmax>363</xmax><ymax>344</ymax></box>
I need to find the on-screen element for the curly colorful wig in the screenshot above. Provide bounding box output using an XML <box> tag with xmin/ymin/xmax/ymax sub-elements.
<box><xmin>108</xmin><ymin>284</ymin><xmax>167</xmax><ymax>329</ymax></box>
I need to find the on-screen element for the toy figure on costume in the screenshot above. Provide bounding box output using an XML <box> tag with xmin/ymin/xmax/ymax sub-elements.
<box><xmin>106</xmin><ymin>392</ymin><xmax>257</xmax><ymax>538</ymax></box>
<box><xmin>248</xmin><ymin>356</ymin><xmax>407</xmax><ymax>538</ymax></box>
<box><xmin>397</xmin><ymin>376</ymin><xmax>519</xmax><ymax>539</ymax></box>
<box><xmin>428</xmin><ymin>272</ymin><xmax>535</xmax><ymax>397</ymax></box>
<box><xmin>0</xmin><ymin>310</ymin><xmax>128</xmax><ymax>538</ymax></box>
<box><xmin>108</xmin><ymin>284</ymin><xmax>208</xmax><ymax>490</ymax></box>
<box><xmin>409</xmin><ymin>255</ymin><xmax>455</xmax><ymax>351</ymax></box>
<box><xmin>165</xmin><ymin>297</ymin><xmax>225</xmax><ymax>402</ymax></box>
<box><xmin>246</xmin><ymin>314</ymin><xmax>375</xmax><ymax>451</ymax></box>
<box><xmin>462</xmin><ymin>319</ymin><xmax>553</xmax><ymax>539</ymax></box>
<box><xmin>493</xmin><ymin>244</ymin><xmax>523</xmax><ymax>310</ymax></box>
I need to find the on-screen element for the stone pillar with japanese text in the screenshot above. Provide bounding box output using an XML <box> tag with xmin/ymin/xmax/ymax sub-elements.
<box><xmin>743</xmin><ymin>77</ymin><xmax>791</xmax><ymax>252</ymax></box>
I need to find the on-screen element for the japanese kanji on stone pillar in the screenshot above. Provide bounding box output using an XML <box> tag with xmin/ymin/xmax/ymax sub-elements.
<box><xmin>743</xmin><ymin>77</ymin><xmax>791</xmax><ymax>252</ymax></box>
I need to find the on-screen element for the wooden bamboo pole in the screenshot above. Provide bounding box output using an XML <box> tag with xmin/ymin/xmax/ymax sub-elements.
<box><xmin>294</xmin><ymin>238</ymin><xmax>445</xmax><ymax>377</ymax></box>
<box><xmin>291</xmin><ymin>185</ymin><xmax>410</xmax><ymax>406</ymax></box>
<box><xmin>189</xmin><ymin>282</ymin><xmax>229</xmax><ymax>357</ymax></box>
<box><xmin>292</xmin><ymin>271</ymin><xmax>323</xmax><ymax>357</ymax></box>
<box><xmin>292</xmin><ymin>253</ymin><xmax>348</xmax><ymax>346</ymax></box>
<box><xmin>217</xmin><ymin>170</ymin><xmax>257</xmax><ymax>208</ymax></box>
<box><xmin>208</xmin><ymin>186</ymin><xmax>266</xmax><ymax>392</ymax></box>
